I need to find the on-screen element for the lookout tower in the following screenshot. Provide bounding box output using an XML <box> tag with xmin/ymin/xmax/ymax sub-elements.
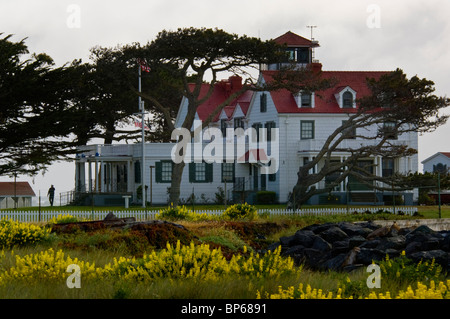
<box><xmin>263</xmin><ymin>31</ymin><xmax>320</xmax><ymax>71</ymax></box>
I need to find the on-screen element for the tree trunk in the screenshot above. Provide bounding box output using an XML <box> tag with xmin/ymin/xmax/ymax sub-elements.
<box><xmin>169</xmin><ymin>161</ymin><xmax>185</xmax><ymax>206</ymax></box>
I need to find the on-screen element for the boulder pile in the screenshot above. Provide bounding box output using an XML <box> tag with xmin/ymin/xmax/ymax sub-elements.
<box><xmin>267</xmin><ymin>221</ymin><xmax>450</xmax><ymax>272</ymax></box>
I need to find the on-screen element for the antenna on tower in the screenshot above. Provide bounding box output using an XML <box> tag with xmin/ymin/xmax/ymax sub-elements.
<box><xmin>307</xmin><ymin>25</ymin><xmax>318</xmax><ymax>62</ymax></box>
<box><xmin>306</xmin><ymin>25</ymin><xmax>317</xmax><ymax>40</ymax></box>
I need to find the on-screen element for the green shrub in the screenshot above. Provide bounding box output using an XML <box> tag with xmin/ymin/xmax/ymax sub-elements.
<box><xmin>379</xmin><ymin>252</ymin><xmax>442</xmax><ymax>287</ymax></box>
<box><xmin>222</xmin><ymin>203</ymin><xmax>257</xmax><ymax>220</ymax></box>
<box><xmin>156</xmin><ymin>204</ymin><xmax>192</xmax><ymax>221</ymax></box>
<box><xmin>256</xmin><ymin>191</ymin><xmax>277</xmax><ymax>204</ymax></box>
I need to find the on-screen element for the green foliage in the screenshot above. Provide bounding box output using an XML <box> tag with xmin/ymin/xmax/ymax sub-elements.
<box><xmin>156</xmin><ymin>204</ymin><xmax>192</xmax><ymax>221</ymax></box>
<box><xmin>379</xmin><ymin>252</ymin><xmax>442</xmax><ymax>287</ymax></box>
<box><xmin>222</xmin><ymin>203</ymin><xmax>258</xmax><ymax>221</ymax></box>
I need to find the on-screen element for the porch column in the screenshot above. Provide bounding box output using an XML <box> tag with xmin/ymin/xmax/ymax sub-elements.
<box><xmin>127</xmin><ymin>160</ymin><xmax>133</xmax><ymax>192</ymax></box>
<box><xmin>95</xmin><ymin>160</ymin><xmax>99</xmax><ymax>192</ymax></box>
<box><xmin>339</xmin><ymin>156</ymin><xmax>344</xmax><ymax>192</ymax></box>
<box><xmin>100</xmin><ymin>161</ymin><xmax>105</xmax><ymax>193</ymax></box>
<box><xmin>78</xmin><ymin>161</ymin><xmax>86</xmax><ymax>192</ymax></box>
<box><xmin>88</xmin><ymin>161</ymin><xmax>92</xmax><ymax>193</ymax></box>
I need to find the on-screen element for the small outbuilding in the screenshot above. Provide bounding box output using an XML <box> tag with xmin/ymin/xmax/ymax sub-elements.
<box><xmin>0</xmin><ymin>182</ymin><xmax>36</xmax><ymax>209</ymax></box>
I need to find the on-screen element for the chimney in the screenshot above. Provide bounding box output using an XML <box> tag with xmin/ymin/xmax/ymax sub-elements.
<box><xmin>310</xmin><ymin>62</ymin><xmax>322</xmax><ymax>73</ymax></box>
<box><xmin>229</xmin><ymin>75</ymin><xmax>243</xmax><ymax>92</ymax></box>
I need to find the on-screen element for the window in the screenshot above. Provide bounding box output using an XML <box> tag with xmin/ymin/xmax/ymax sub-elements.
<box><xmin>189</xmin><ymin>162</ymin><xmax>213</xmax><ymax>183</ymax></box>
<box><xmin>301</xmin><ymin>93</ymin><xmax>312</xmax><ymax>107</ymax></box>
<box><xmin>342</xmin><ymin>120</ymin><xmax>356</xmax><ymax>139</ymax></box>
<box><xmin>382</xmin><ymin>121</ymin><xmax>397</xmax><ymax>139</ymax></box>
<box><xmin>433</xmin><ymin>163</ymin><xmax>448</xmax><ymax>174</ymax></box>
<box><xmin>382</xmin><ymin>158</ymin><xmax>395</xmax><ymax>177</ymax></box>
<box><xmin>155</xmin><ymin>160</ymin><xmax>173</xmax><ymax>183</ymax></box>
<box><xmin>252</xmin><ymin>122</ymin><xmax>262</xmax><ymax>142</ymax></box>
<box><xmin>265</xmin><ymin>121</ymin><xmax>276</xmax><ymax>141</ymax></box>
<box><xmin>297</xmin><ymin>47</ymin><xmax>310</xmax><ymax>63</ymax></box>
<box><xmin>324</xmin><ymin>160</ymin><xmax>341</xmax><ymax>191</ymax></box>
<box><xmin>303</xmin><ymin>157</ymin><xmax>315</xmax><ymax>174</ymax></box>
<box><xmin>221</xmin><ymin>163</ymin><xmax>235</xmax><ymax>183</ymax></box>
<box><xmin>221</xmin><ymin>119</ymin><xmax>228</xmax><ymax>137</ymax></box>
<box><xmin>268</xmin><ymin>160</ymin><xmax>276</xmax><ymax>181</ymax></box>
<box><xmin>234</xmin><ymin>117</ymin><xmax>245</xmax><ymax>130</ymax></box>
<box><xmin>300</xmin><ymin>121</ymin><xmax>314</xmax><ymax>139</ymax></box>
<box><xmin>343</xmin><ymin>91</ymin><xmax>353</xmax><ymax>108</ymax></box>
<box><xmin>260</xmin><ymin>93</ymin><xmax>267</xmax><ymax>113</ymax></box>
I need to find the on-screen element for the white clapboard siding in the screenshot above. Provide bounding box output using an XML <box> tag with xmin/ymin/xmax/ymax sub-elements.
<box><xmin>0</xmin><ymin>206</ymin><xmax>417</xmax><ymax>222</ymax></box>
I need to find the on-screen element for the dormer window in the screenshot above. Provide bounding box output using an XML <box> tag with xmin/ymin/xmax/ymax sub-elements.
<box><xmin>295</xmin><ymin>91</ymin><xmax>315</xmax><ymax>108</ymax></box>
<box><xmin>343</xmin><ymin>91</ymin><xmax>353</xmax><ymax>108</ymax></box>
<box><xmin>335</xmin><ymin>86</ymin><xmax>356</xmax><ymax>109</ymax></box>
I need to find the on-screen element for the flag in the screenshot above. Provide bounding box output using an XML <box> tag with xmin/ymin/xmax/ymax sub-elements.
<box><xmin>134</xmin><ymin>120</ymin><xmax>150</xmax><ymax>131</ymax></box>
<box><xmin>138</xmin><ymin>58</ymin><xmax>151</xmax><ymax>73</ymax></box>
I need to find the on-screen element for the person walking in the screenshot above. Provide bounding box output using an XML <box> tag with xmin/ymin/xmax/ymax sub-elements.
<box><xmin>47</xmin><ymin>185</ymin><xmax>55</xmax><ymax>207</ymax></box>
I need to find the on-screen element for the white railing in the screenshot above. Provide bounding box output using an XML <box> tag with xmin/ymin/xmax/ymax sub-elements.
<box><xmin>0</xmin><ymin>206</ymin><xmax>418</xmax><ymax>223</ymax></box>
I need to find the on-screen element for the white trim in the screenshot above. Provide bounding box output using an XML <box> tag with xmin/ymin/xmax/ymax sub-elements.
<box><xmin>334</xmin><ymin>86</ymin><xmax>357</xmax><ymax>109</ymax></box>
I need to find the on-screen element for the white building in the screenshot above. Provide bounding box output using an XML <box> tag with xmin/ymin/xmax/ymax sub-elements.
<box><xmin>74</xmin><ymin>31</ymin><xmax>418</xmax><ymax>206</ymax></box>
<box><xmin>0</xmin><ymin>181</ymin><xmax>35</xmax><ymax>209</ymax></box>
<box><xmin>422</xmin><ymin>152</ymin><xmax>450</xmax><ymax>174</ymax></box>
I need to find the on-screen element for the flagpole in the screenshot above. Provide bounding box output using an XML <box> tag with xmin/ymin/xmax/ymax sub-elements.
<box><xmin>139</xmin><ymin>64</ymin><xmax>146</xmax><ymax>209</ymax></box>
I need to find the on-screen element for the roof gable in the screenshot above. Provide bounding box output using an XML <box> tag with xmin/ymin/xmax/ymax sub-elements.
<box><xmin>261</xmin><ymin>70</ymin><xmax>389</xmax><ymax>114</ymax></box>
<box><xmin>274</xmin><ymin>31</ymin><xmax>318</xmax><ymax>47</ymax></box>
<box><xmin>0</xmin><ymin>182</ymin><xmax>36</xmax><ymax>197</ymax></box>
<box><xmin>192</xmin><ymin>76</ymin><xmax>254</xmax><ymax>123</ymax></box>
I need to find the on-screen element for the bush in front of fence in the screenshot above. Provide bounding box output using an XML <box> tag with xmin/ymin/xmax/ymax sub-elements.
<box><xmin>0</xmin><ymin>218</ymin><xmax>51</xmax><ymax>249</ymax></box>
<box><xmin>156</xmin><ymin>204</ymin><xmax>221</xmax><ymax>222</ymax></box>
<box><xmin>222</xmin><ymin>203</ymin><xmax>258</xmax><ymax>221</ymax></box>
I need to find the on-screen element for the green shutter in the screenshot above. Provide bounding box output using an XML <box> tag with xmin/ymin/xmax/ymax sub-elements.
<box><xmin>189</xmin><ymin>162</ymin><xmax>195</xmax><ymax>183</ymax></box>
<box><xmin>134</xmin><ymin>161</ymin><xmax>141</xmax><ymax>183</ymax></box>
<box><xmin>206</xmin><ymin>163</ymin><xmax>213</xmax><ymax>183</ymax></box>
<box><xmin>155</xmin><ymin>161</ymin><xmax>162</xmax><ymax>183</ymax></box>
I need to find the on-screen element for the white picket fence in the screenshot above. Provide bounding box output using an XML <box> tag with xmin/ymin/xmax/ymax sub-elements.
<box><xmin>0</xmin><ymin>206</ymin><xmax>418</xmax><ymax>223</ymax></box>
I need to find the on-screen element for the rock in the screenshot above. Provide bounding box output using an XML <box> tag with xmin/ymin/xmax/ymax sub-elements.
<box><xmin>405</xmin><ymin>241</ymin><xmax>422</xmax><ymax>255</ymax></box>
<box><xmin>273</xmin><ymin>220</ymin><xmax>450</xmax><ymax>272</ymax></box>
<box><xmin>303</xmin><ymin>222</ymin><xmax>335</xmax><ymax>234</ymax></box>
<box><xmin>311</xmin><ymin>236</ymin><xmax>332</xmax><ymax>252</ymax></box>
<box><xmin>367</xmin><ymin>226</ymin><xmax>391</xmax><ymax>240</ymax></box>
<box><xmin>409</xmin><ymin>250</ymin><xmax>448</xmax><ymax>268</ymax></box>
<box><xmin>303</xmin><ymin>248</ymin><xmax>326</xmax><ymax>268</ymax></box>
<box><xmin>355</xmin><ymin>248</ymin><xmax>386</xmax><ymax>264</ymax></box>
<box><xmin>319</xmin><ymin>226</ymin><xmax>348</xmax><ymax>243</ymax></box>
<box><xmin>376</xmin><ymin>236</ymin><xmax>406</xmax><ymax>251</ymax></box>
<box><xmin>321</xmin><ymin>253</ymin><xmax>347</xmax><ymax>271</ymax></box>
<box><xmin>348</xmin><ymin>235</ymin><xmax>366</xmax><ymax>249</ymax></box>
<box><xmin>266</xmin><ymin>242</ymin><xmax>281</xmax><ymax>252</ymax></box>
<box><xmin>292</xmin><ymin>230</ymin><xmax>317</xmax><ymax>247</ymax></box>
<box><xmin>283</xmin><ymin>244</ymin><xmax>305</xmax><ymax>257</ymax></box>
<box><xmin>279</xmin><ymin>235</ymin><xmax>295</xmax><ymax>246</ymax></box>
<box><xmin>332</xmin><ymin>240</ymin><xmax>349</xmax><ymax>255</ymax></box>
<box><xmin>104</xmin><ymin>212</ymin><xmax>119</xmax><ymax>220</ymax></box>
<box><xmin>359</xmin><ymin>239</ymin><xmax>380</xmax><ymax>249</ymax></box>
<box><xmin>338</xmin><ymin>222</ymin><xmax>373</xmax><ymax>238</ymax></box>
<box><xmin>342</xmin><ymin>247</ymin><xmax>360</xmax><ymax>267</ymax></box>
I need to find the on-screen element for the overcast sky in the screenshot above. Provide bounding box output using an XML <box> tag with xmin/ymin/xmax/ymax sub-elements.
<box><xmin>1</xmin><ymin>0</ymin><xmax>449</xmax><ymax>205</ymax></box>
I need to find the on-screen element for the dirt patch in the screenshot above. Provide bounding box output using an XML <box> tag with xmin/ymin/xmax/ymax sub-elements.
<box><xmin>129</xmin><ymin>223</ymin><xmax>199</xmax><ymax>249</ymax></box>
<box><xmin>222</xmin><ymin>221</ymin><xmax>286</xmax><ymax>250</ymax></box>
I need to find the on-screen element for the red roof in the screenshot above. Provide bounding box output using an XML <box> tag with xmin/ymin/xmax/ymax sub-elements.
<box><xmin>0</xmin><ymin>182</ymin><xmax>36</xmax><ymax>197</ymax></box>
<box><xmin>440</xmin><ymin>152</ymin><xmax>450</xmax><ymax>158</ymax></box>
<box><xmin>274</xmin><ymin>31</ymin><xmax>318</xmax><ymax>47</ymax></box>
<box><xmin>192</xmin><ymin>76</ymin><xmax>254</xmax><ymax>122</ymax></box>
<box><xmin>261</xmin><ymin>70</ymin><xmax>389</xmax><ymax>114</ymax></box>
